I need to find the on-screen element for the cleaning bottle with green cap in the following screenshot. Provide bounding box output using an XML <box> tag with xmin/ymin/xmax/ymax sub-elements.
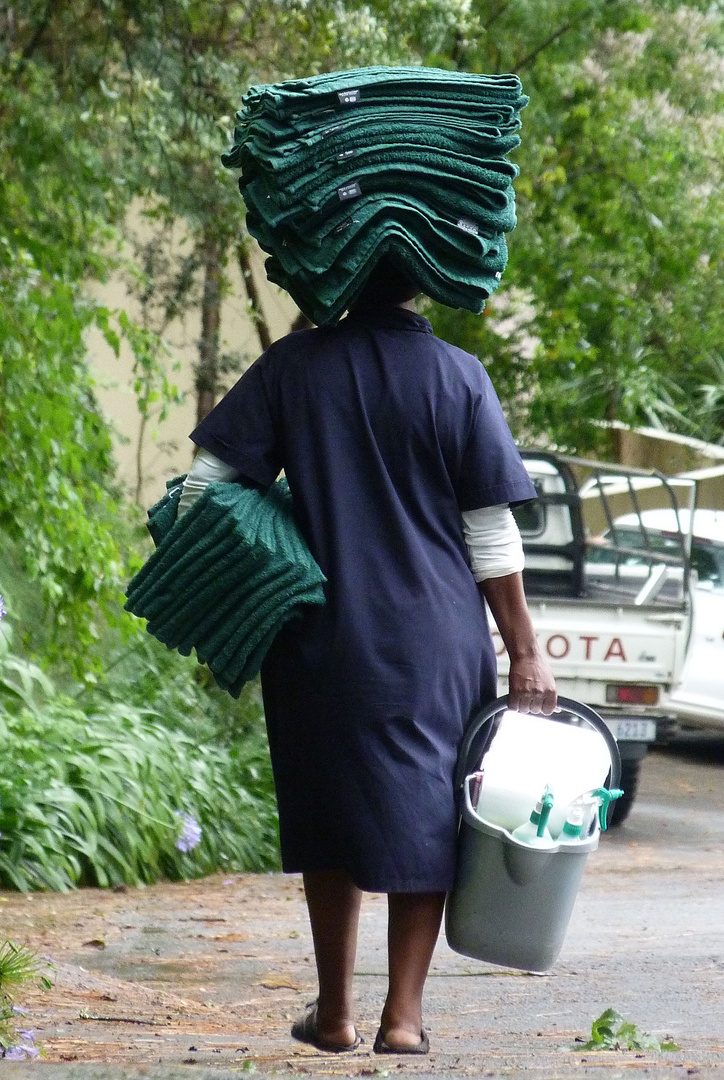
<box><xmin>561</xmin><ymin>787</ymin><xmax>624</xmax><ymax>839</ymax></box>
<box><xmin>588</xmin><ymin>787</ymin><xmax>624</xmax><ymax>832</ymax></box>
<box><xmin>559</xmin><ymin>797</ymin><xmax>586</xmax><ymax>842</ymax></box>
<box><xmin>510</xmin><ymin>786</ymin><xmax>555</xmax><ymax>846</ymax></box>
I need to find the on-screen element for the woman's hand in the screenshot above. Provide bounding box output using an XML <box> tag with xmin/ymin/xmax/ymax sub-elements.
<box><xmin>507</xmin><ymin>652</ymin><xmax>557</xmax><ymax>715</ymax></box>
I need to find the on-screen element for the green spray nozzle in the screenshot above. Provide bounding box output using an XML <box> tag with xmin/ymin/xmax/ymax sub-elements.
<box><xmin>537</xmin><ymin>786</ymin><xmax>555</xmax><ymax>838</ymax></box>
<box><xmin>591</xmin><ymin>787</ymin><xmax>624</xmax><ymax>831</ymax></box>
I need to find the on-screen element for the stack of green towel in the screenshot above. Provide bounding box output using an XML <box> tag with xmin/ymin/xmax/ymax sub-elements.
<box><xmin>125</xmin><ymin>478</ymin><xmax>326</xmax><ymax>698</ymax></box>
<box><xmin>222</xmin><ymin>66</ymin><xmax>528</xmax><ymax>324</ymax></box>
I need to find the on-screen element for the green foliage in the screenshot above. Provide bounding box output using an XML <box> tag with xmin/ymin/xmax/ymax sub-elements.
<box><xmin>0</xmin><ymin>246</ymin><xmax>129</xmax><ymax>674</ymax></box>
<box><xmin>0</xmin><ymin>631</ymin><xmax>279</xmax><ymax>892</ymax></box>
<box><xmin>0</xmin><ymin>942</ymin><xmax>43</xmax><ymax>998</ymax></box>
<box><xmin>0</xmin><ymin>941</ymin><xmax>52</xmax><ymax>1054</ymax></box>
<box><xmin>431</xmin><ymin>1</ymin><xmax>724</xmax><ymax>452</ymax></box>
<box><xmin>577</xmin><ymin>1008</ymin><xmax>680</xmax><ymax>1052</ymax></box>
<box><xmin>0</xmin><ymin>19</ymin><xmax>184</xmax><ymax>675</ymax></box>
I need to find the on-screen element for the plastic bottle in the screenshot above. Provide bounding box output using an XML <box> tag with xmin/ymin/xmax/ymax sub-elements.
<box><xmin>559</xmin><ymin>798</ymin><xmax>586</xmax><ymax>841</ymax></box>
<box><xmin>589</xmin><ymin>787</ymin><xmax>624</xmax><ymax>831</ymax></box>
<box><xmin>561</xmin><ymin>786</ymin><xmax>624</xmax><ymax>838</ymax></box>
<box><xmin>511</xmin><ymin>786</ymin><xmax>555</xmax><ymax>846</ymax></box>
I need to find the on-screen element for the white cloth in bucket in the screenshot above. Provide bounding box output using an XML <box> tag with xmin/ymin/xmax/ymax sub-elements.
<box><xmin>474</xmin><ymin>710</ymin><xmax>613</xmax><ymax>838</ymax></box>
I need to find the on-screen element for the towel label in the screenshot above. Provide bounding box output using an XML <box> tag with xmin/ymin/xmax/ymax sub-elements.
<box><xmin>338</xmin><ymin>89</ymin><xmax>361</xmax><ymax>106</ymax></box>
<box><xmin>457</xmin><ymin>217</ymin><xmax>479</xmax><ymax>235</ymax></box>
<box><xmin>322</xmin><ymin>123</ymin><xmax>345</xmax><ymax>137</ymax></box>
<box><xmin>338</xmin><ymin>181</ymin><xmax>362</xmax><ymax>202</ymax></box>
<box><xmin>337</xmin><ymin>149</ymin><xmax>357</xmax><ymax>161</ymax></box>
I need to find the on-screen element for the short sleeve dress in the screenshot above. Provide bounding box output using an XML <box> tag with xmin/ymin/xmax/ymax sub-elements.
<box><xmin>191</xmin><ymin>304</ymin><xmax>535</xmax><ymax>892</ymax></box>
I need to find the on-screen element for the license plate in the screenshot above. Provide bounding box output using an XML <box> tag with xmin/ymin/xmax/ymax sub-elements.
<box><xmin>603</xmin><ymin>718</ymin><xmax>657</xmax><ymax>742</ymax></box>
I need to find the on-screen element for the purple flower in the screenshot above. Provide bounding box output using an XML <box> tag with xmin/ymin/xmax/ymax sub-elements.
<box><xmin>0</xmin><ymin>594</ymin><xmax>6</xmax><ymax>620</ymax></box>
<box><xmin>4</xmin><ymin>1044</ymin><xmax>39</xmax><ymax>1060</ymax></box>
<box><xmin>174</xmin><ymin>811</ymin><xmax>202</xmax><ymax>853</ymax></box>
<box><xmin>11</xmin><ymin>1006</ymin><xmax>28</xmax><ymax>1016</ymax></box>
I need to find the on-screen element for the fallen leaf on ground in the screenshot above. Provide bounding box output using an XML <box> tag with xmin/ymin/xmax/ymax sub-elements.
<box><xmin>257</xmin><ymin>975</ymin><xmax>301</xmax><ymax>990</ymax></box>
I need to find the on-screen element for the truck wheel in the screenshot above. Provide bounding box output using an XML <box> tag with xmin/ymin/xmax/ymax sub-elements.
<box><xmin>609</xmin><ymin>759</ymin><xmax>642</xmax><ymax>827</ymax></box>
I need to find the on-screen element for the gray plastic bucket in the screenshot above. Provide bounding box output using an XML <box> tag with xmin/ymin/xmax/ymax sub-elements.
<box><xmin>445</xmin><ymin>696</ymin><xmax>621</xmax><ymax>972</ymax></box>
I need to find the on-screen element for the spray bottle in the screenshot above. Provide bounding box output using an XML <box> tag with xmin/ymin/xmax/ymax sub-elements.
<box><xmin>561</xmin><ymin>787</ymin><xmax>624</xmax><ymax>840</ymax></box>
<box><xmin>511</xmin><ymin>786</ymin><xmax>555</xmax><ymax>846</ymax></box>
<box><xmin>559</xmin><ymin>797</ymin><xmax>586</xmax><ymax>842</ymax></box>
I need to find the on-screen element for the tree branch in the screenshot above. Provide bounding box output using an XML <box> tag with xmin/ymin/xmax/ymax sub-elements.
<box><xmin>196</xmin><ymin>232</ymin><xmax>224</xmax><ymax>423</ymax></box>
<box><xmin>237</xmin><ymin>242</ymin><xmax>273</xmax><ymax>352</ymax></box>
<box><xmin>11</xmin><ymin>0</ymin><xmax>56</xmax><ymax>81</ymax></box>
<box><xmin>514</xmin><ymin>0</ymin><xmax>618</xmax><ymax>72</ymax></box>
<box><xmin>514</xmin><ymin>22</ymin><xmax>572</xmax><ymax>71</ymax></box>
<box><xmin>487</xmin><ymin>0</ymin><xmax>513</xmax><ymax>31</ymax></box>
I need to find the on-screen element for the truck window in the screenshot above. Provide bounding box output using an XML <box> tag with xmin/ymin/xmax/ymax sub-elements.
<box><xmin>587</xmin><ymin>526</ymin><xmax>683</xmax><ymax>563</ymax></box>
<box><xmin>512</xmin><ymin>481</ymin><xmax>545</xmax><ymax>536</ymax></box>
<box><xmin>691</xmin><ymin>542</ymin><xmax>724</xmax><ymax>589</ymax></box>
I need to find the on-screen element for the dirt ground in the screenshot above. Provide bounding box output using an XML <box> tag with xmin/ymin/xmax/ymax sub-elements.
<box><xmin>1</xmin><ymin>740</ymin><xmax>724</xmax><ymax>1079</ymax></box>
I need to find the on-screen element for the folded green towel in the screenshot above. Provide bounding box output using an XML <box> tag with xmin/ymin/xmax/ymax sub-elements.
<box><xmin>226</xmin><ymin>113</ymin><xmax>521</xmax><ymax>165</ymax></box>
<box><xmin>241</xmin><ymin>65</ymin><xmax>527</xmax><ymax>116</ymax></box>
<box><xmin>242</xmin><ymin>167</ymin><xmax>517</xmax><ymax>237</ymax></box>
<box><xmin>125</xmin><ymin>477</ymin><xmax>326</xmax><ymax>697</ymax></box>
<box><xmin>235</xmin><ymin>127</ymin><xmax>523</xmax><ymax>184</ymax></box>
<box><xmin>248</xmin><ymin>151</ymin><xmax>517</xmax><ymax>213</ymax></box>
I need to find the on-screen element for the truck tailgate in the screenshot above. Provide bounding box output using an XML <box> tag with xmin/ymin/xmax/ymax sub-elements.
<box><xmin>491</xmin><ymin>600</ymin><xmax>688</xmax><ymax>708</ymax></box>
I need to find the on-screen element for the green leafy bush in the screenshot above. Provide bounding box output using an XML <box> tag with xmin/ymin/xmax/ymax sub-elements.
<box><xmin>0</xmin><ymin>941</ymin><xmax>53</xmax><ymax>1058</ymax></box>
<box><xmin>0</xmin><ymin>635</ymin><xmax>279</xmax><ymax>892</ymax></box>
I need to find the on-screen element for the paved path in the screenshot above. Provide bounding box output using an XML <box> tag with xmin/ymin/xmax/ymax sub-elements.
<box><xmin>2</xmin><ymin>739</ymin><xmax>723</xmax><ymax>1078</ymax></box>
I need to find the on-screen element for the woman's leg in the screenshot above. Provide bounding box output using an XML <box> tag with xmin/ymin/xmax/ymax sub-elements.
<box><xmin>302</xmin><ymin>869</ymin><xmax>363</xmax><ymax>1046</ymax></box>
<box><xmin>380</xmin><ymin>892</ymin><xmax>446</xmax><ymax>1049</ymax></box>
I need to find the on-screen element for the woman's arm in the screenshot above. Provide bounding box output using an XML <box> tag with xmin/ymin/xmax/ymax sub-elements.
<box><xmin>461</xmin><ymin>504</ymin><xmax>556</xmax><ymax>714</ymax></box>
<box><xmin>480</xmin><ymin>572</ymin><xmax>557</xmax><ymax>715</ymax></box>
<box><xmin>177</xmin><ymin>448</ymin><xmax>240</xmax><ymax>517</ymax></box>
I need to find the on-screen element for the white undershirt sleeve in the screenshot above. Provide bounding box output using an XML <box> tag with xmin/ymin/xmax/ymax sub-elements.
<box><xmin>177</xmin><ymin>448</ymin><xmax>240</xmax><ymax>518</ymax></box>
<box><xmin>461</xmin><ymin>503</ymin><xmax>525</xmax><ymax>582</ymax></box>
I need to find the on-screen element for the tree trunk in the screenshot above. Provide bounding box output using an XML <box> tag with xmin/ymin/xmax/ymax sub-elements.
<box><xmin>237</xmin><ymin>242</ymin><xmax>273</xmax><ymax>352</ymax></box>
<box><xmin>196</xmin><ymin>233</ymin><xmax>223</xmax><ymax>424</ymax></box>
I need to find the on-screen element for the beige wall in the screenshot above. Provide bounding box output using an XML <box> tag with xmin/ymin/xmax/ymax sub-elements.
<box><xmin>605</xmin><ymin>423</ymin><xmax>724</xmax><ymax>510</ymax></box>
<box><xmin>87</xmin><ymin>224</ymin><xmax>297</xmax><ymax>507</ymax></box>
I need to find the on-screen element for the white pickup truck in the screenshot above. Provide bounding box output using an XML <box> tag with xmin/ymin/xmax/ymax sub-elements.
<box><xmin>492</xmin><ymin>451</ymin><xmax>724</xmax><ymax>825</ymax></box>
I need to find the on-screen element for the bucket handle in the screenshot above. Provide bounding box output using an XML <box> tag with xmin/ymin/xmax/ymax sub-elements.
<box><xmin>455</xmin><ymin>694</ymin><xmax>622</xmax><ymax>820</ymax></box>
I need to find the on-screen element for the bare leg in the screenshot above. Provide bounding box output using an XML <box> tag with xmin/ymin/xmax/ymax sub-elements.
<box><xmin>380</xmin><ymin>892</ymin><xmax>446</xmax><ymax>1049</ymax></box>
<box><xmin>302</xmin><ymin>869</ymin><xmax>363</xmax><ymax>1047</ymax></box>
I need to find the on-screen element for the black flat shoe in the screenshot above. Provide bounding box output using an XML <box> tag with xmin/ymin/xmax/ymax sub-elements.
<box><xmin>291</xmin><ymin>1001</ymin><xmax>362</xmax><ymax>1053</ymax></box>
<box><xmin>373</xmin><ymin>1027</ymin><xmax>430</xmax><ymax>1054</ymax></box>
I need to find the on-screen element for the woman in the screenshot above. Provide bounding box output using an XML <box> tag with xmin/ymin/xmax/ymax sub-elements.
<box><xmin>180</xmin><ymin>258</ymin><xmax>556</xmax><ymax>1054</ymax></box>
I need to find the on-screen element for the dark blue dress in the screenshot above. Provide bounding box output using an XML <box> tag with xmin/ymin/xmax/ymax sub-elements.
<box><xmin>191</xmin><ymin>305</ymin><xmax>534</xmax><ymax>891</ymax></box>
